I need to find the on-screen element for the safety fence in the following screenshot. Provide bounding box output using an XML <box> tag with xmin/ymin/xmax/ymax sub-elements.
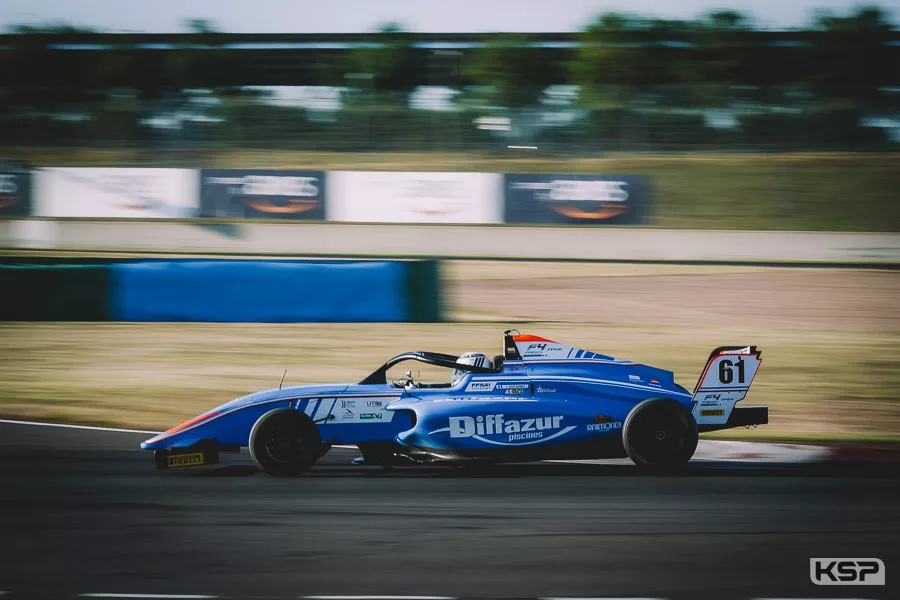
<box><xmin>0</xmin><ymin>258</ymin><xmax>441</xmax><ymax>323</ymax></box>
<box><xmin>0</xmin><ymin>166</ymin><xmax>649</xmax><ymax>226</ymax></box>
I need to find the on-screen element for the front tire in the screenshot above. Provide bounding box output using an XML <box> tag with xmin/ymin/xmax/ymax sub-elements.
<box><xmin>623</xmin><ymin>398</ymin><xmax>698</xmax><ymax>472</ymax></box>
<box><xmin>249</xmin><ymin>408</ymin><xmax>322</xmax><ymax>476</ymax></box>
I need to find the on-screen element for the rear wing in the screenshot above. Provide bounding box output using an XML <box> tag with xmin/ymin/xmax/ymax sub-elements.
<box><xmin>691</xmin><ymin>346</ymin><xmax>766</xmax><ymax>432</ymax></box>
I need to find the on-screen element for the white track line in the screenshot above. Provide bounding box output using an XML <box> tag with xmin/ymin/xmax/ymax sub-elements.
<box><xmin>79</xmin><ymin>595</ymin><xmax>217</xmax><ymax>599</ymax></box>
<box><xmin>543</xmin><ymin>597</ymin><xmax>667</xmax><ymax>600</ymax></box>
<box><xmin>303</xmin><ymin>596</ymin><xmax>454</xmax><ymax>600</ymax></box>
<box><xmin>0</xmin><ymin>418</ymin><xmax>159</xmax><ymax>435</ymax></box>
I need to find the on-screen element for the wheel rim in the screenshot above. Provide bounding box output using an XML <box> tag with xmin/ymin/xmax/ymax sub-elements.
<box><xmin>261</xmin><ymin>419</ymin><xmax>304</xmax><ymax>464</ymax></box>
<box><xmin>632</xmin><ymin>410</ymin><xmax>688</xmax><ymax>465</ymax></box>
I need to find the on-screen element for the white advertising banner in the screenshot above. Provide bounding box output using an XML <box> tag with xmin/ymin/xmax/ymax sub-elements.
<box><xmin>327</xmin><ymin>171</ymin><xmax>503</xmax><ymax>224</ymax></box>
<box><xmin>35</xmin><ymin>168</ymin><xmax>199</xmax><ymax>218</ymax></box>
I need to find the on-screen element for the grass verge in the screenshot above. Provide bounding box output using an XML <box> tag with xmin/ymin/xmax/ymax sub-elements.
<box><xmin>1</xmin><ymin>322</ymin><xmax>897</xmax><ymax>442</ymax></box>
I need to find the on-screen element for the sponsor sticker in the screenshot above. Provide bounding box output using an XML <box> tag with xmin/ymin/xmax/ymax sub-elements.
<box><xmin>323</xmin><ymin>397</ymin><xmax>398</xmax><ymax>423</ymax></box>
<box><xmin>692</xmin><ymin>390</ymin><xmax>748</xmax><ymax>419</ymax></box>
<box><xmin>496</xmin><ymin>383</ymin><xmax>528</xmax><ymax>395</ymax></box>
<box><xmin>587</xmin><ymin>421</ymin><xmax>622</xmax><ymax>432</ymax></box>
<box><xmin>167</xmin><ymin>452</ymin><xmax>204</xmax><ymax>468</ymax></box>
<box><xmin>719</xmin><ymin>346</ymin><xmax>753</xmax><ymax>355</ymax></box>
<box><xmin>700</xmin><ymin>393</ymin><xmax>725</xmax><ymax>406</ymax></box>
<box><xmin>439</xmin><ymin>413</ymin><xmax>574</xmax><ymax>445</ymax></box>
<box><xmin>521</xmin><ymin>343</ymin><xmax>566</xmax><ymax>358</ymax></box>
<box><xmin>434</xmin><ymin>397</ymin><xmax>498</xmax><ymax>403</ymax></box>
<box><xmin>536</xmin><ymin>386</ymin><xmax>556</xmax><ymax>393</ymax></box>
<box><xmin>465</xmin><ymin>381</ymin><xmax>496</xmax><ymax>392</ymax></box>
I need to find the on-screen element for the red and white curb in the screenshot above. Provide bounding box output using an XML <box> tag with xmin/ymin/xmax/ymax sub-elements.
<box><xmin>695</xmin><ymin>439</ymin><xmax>900</xmax><ymax>465</ymax></box>
<box><xmin>554</xmin><ymin>438</ymin><xmax>900</xmax><ymax>466</ymax></box>
<box><xmin>545</xmin><ymin>440</ymin><xmax>834</xmax><ymax>466</ymax></box>
<box><xmin>692</xmin><ymin>440</ymin><xmax>832</xmax><ymax>463</ymax></box>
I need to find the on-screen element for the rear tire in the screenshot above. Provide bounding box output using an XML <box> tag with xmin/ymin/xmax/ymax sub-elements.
<box><xmin>623</xmin><ymin>398</ymin><xmax>698</xmax><ymax>472</ymax></box>
<box><xmin>249</xmin><ymin>408</ymin><xmax>321</xmax><ymax>477</ymax></box>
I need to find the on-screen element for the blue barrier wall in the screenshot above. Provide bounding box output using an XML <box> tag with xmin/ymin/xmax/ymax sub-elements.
<box><xmin>111</xmin><ymin>261</ymin><xmax>409</xmax><ymax>323</ymax></box>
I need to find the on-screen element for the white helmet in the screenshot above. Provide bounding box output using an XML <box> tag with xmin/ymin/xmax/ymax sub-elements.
<box><xmin>451</xmin><ymin>352</ymin><xmax>493</xmax><ymax>385</ymax></box>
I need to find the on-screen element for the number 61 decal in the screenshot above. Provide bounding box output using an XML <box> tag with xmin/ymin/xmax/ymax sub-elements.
<box><xmin>718</xmin><ymin>358</ymin><xmax>746</xmax><ymax>384</ymax></box>
<box><xmin>695</xmin><ymin>346</ymin><xmax>762</xmax><ymax>393</ymax></box>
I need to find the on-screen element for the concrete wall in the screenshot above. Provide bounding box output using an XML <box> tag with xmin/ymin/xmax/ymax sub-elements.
<box><xmin>2</xmin><ymin>219</ymin><xmax>899</xmax><ymax>265</ymax></box>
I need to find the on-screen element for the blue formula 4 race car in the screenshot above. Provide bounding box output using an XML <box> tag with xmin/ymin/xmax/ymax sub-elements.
<box><xmin>142</xmin><ymin>331</ymin><xmax>767</xmax><ymax>475</ymax></box>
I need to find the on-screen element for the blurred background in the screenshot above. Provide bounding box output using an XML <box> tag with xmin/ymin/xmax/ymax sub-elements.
<box><xmin>0</xmin><ymin>4</ymin><xmax>898</xmax><ymax>154</ymax></box>
<box><xmin>1</xmin><ymin>4</ymin><xmax>900</xmax><ymax>600</ymax></box>
<box><xmin>0</xmin><ymin>0</ymin><xmax>898</xmax><ymax>441</ymax></box>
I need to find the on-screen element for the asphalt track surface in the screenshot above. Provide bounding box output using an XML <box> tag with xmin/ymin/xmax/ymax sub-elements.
<box><xmin>0</xmin><ymin>422</ymin><xmax>898</xmax><ymax>600</ymax></box>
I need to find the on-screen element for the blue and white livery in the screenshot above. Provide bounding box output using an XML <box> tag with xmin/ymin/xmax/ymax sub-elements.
<box><xmin>142</xmin><ymin>331</ymin><xmax>766</xmax><ymax>474</ymax></box>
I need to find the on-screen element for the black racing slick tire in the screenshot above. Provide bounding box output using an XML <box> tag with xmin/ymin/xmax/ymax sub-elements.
<box><xmin>249</xmin><ymin>408</ymin><xmax>322</xmax><ymax>477</ymax></box>
<box><xmin>623</xmin><ymin>398</ymin><xmax>698</xmax><ymax>472</ymax></box>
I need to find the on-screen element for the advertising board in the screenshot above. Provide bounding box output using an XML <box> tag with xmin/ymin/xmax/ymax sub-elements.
<box><xmin>327</xmin><ymin>171</ymin><xmax>503</xmax><ymax>224</ymax></box>
<box><xmin>504</xmin><ymin>174</ymin><xmax>648</xmax><ymax>225</ymax></box>
<box><xmin>35</xmin><ymin>168</ymin><xmax>198</xmax><ymax>218</ymax></box>
<box><xmin>199</xmin><ymin>169</ymin><xmax>326</xmax><ymax>220</ymax></box>
<box><xmin>0</xmin><ymin>162</ymin><xmax>32</xmax><ymax>217</ymax></box>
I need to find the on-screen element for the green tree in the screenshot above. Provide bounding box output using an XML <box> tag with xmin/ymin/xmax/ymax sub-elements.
<box><xmin>686</xmin><ymin>10</ymin><xmax>757</xmax><ymax>107</ymax></box>
<box><xmin>186</xmin><ymin>19</ymin><xmax>218</xmax><ymax>34</ymax></box>
<box><xmin>158</xmin><ymin>19</ymin><xmax>238</xmax><ymax>94</ymax></box>
<box><xmin>346</xmin><ymin>22</ymin><xmax>422</xmax><ymax>93</ymax></box>
<box><xmin>809</xmin><ymin>6</ymin><xmax>895</xmax><ymax>107</ymax></box>
<box><xmin>569</xmin><ymin>14</ymin><xmax>649</xmax><ymax>107</ymax></box>
<box><xmin>463</xmin><ymin>34</ymin><xmax>554</xmax><ymax>108</ymax></box>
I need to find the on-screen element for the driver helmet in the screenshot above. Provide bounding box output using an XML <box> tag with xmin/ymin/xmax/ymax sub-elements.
<box><xmin>451</xmin><ymin>352</ymin><xmax>493</xmax><ymax>386</ymax></box>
